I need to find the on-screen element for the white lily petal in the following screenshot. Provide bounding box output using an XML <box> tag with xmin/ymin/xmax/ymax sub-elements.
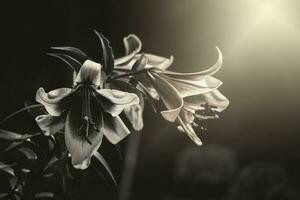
<box><xmin>124</xmin><ymin>104</ymin><xmax>144</xmax><ymax>131</ymax></box>
<box><xmin>184</xmin><ymin>89</ymin><xmax>229</xmax><ymax>112</ymax></box>
<box><xmin>115</xmin><ymin>53</ymin><xmax>173</xmax><ymax>71</ymax></box>
<box><xmin>74</xmin><ymin>60</ymin><xmax>102</xmax><ymax>86</ymax></box>
<box><xmin>135</xmin><ymin>76</ymin><xmax>160</xmax><ymax>100</ymax></box>
<box><xmin>180</xmin><ymin>108</ymin><xmax>195</xmax><ymax>124</ymax></box>
<box><xmin>35</xmin><ymin>87</ymin><xmax>72</xmax><ymax>116</ymax></box>
<box><xmin>177</xmin><ymin>116</ymin><xmax>202</xmax><ymax>146</ymax></box>
<box><xmin>177</xmin><ymin>125</ymin><xmax>185</xmax><ymax>133</ymax></box>
<box><xmin>103</xmin><ymin>114</ymin><xmax>131</xmax><ymax>144</ymax></box>
<box><xmin>163</xmin><ymin>75</ymin><xmax>223</xmax><ymax>98</ymax></box>
<box><xmin>96</xmin><ymin>89</ymin><xmax>140</xmax><ymax>117</ymax></box>
<box><xmin>73</xmin><ymin>158</ymin><xmax>91</xmax><ymax>170</ymax></box>
<box><xmin>143</xmin><ymin>54</ymin><xmax>174</xmax><ymax>70</ymax></box>
<box><xmin>155</xmin><ymin>46</ymin><xmax>222</xmax><ymax>78</ymax></box>
<box><xmin>148</xmin><ymin>72</ymin><xmax>183</xmax><ymax>122</ymax></box>
<box><xmin>35</xmin><ymin>114</ymin><xmax>64</xmax><ymax>136</ymax></box>
<box><xmin>115</xmin><ymin>34</ymin><xmax>142</xmax><ymax>65</ymax></box>
<box><xmin>65</xmin><ymin>101</ymin><xmax>104</xmax><ymax>170</ymax></box>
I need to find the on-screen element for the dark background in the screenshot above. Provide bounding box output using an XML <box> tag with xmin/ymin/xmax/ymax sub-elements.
<box><xmin>1</xmin><ymin>0</ymin><xmax>300</xmax><ymax>199</ymax></box>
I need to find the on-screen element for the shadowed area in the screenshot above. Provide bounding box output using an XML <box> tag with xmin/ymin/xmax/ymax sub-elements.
<box><xmin>1</xmin><ymin>0</ymin><xmax>300</xmax><ymax>199</ymax></box>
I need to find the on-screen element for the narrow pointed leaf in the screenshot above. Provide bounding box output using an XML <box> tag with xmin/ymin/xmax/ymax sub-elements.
<box><xmin>0</xmin><ymin>162</ymin><xmax>15</xmax><ymax>176</ymax></box>
<box><xmin>17</xmin><ymin>147</ymin><xmax>38</xmax><ymax>160</ymax></box>
<box><xmin>4</xmin><ymin>141</ymin><xmax>24</xmax><ymax>152</ymax></box>
<box><xmin>0</xmin><ymin>104</ymin><xmax>44</xmax><ymax>126</ymax></box>
<box><xmin>93</xmin><ymin>151</ymin><xmax>117</xmax><ymax>186</ymax></box>
<box><xmin>94</xmin><ymin>30</ymin><xmax>114</xmax><ymax>75</ymax></box>
<box><xmin>43</xmin><ymin>156</ymin><xmax>59</xmax><ymax>172</ymax></box>
<box><xmin>91</xmin><ymin>164</ymin><xmax>117</xmax><ymax>192</ymax></box>
<box><xmin>51</xmin><ymin>46</ymin><xmax>88</xmax><ymax>59</ymax></box>
<box><xmin>0</xmin><ymin>130</ymin><xmax>41</xmax><ymax>141</ymax></box>
<box><xmin>34</xmin><ymin>192</ymin><xmax>56</xmax><ymax>198</ymax></box>
<box><xmin>24</xmin><ymin>100</ymin><xmax>47</xmax><ymax>118</ymax></box>
<box><xmin>47</xmin><ymin>53</ymin><xmax>82</xmax><ymax>72</ymax></box>
<box><xmin>0</xmin><ymin>194</ymin><xmax>8</xmax><ymax>198</ymax></box>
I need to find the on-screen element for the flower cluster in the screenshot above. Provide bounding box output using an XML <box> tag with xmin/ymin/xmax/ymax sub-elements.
<box><xmin>35</xmin><ymin>30</ymin><xmax>229</xmax><ymax>169</ymax></box>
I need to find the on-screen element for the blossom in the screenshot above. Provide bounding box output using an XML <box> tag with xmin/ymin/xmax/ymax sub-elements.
<box><xmin>113</xmin><ymin>34</ymin><xmax>174</xmax><ymax>130</ymax></box>
<box><xmin>146</xmin><ymin>52</ymin><xmax>229</xmax><ymax>145</ymax></box>
<box><xmin>35</xmin><ymin>60</ymin><xmax>139</xmax><ymax>169</ymax></box>
<box><xmin>114</xmin><ymin>34</ymin><xmax>229</xmax><ymax>145</ymax></box>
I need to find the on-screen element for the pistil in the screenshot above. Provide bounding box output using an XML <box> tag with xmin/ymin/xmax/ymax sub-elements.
<box><xmin>76</xmin><ymin>84</ymin><xmax>100</xmax><ymax>145</ymax></box>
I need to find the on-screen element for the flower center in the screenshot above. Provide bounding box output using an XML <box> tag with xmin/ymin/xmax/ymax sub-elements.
<box><xmin>74</xmin><ymin>83</ymin><xmax>100</xmax><ymax>145</ymax></box>
<box><xmin>192</xmin><ymin>103</ymin><xmax>219</xmax><ymax>130</ymax></box>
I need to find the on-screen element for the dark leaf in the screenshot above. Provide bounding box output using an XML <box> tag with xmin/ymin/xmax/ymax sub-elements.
<box><xmin>24</xmin><ymin>101</ymin><xmax>47</xmax><ymax>118</ymax></box>
<box><xmin>0</xmin><ymin>193</ymin><xmax>8</xmax><ymax>198</ymax></box>
<box><xmin>43</xmin><ymin>172</ymin><xmax>56</xmax><ymax>178</ymax></box>
<box><xmin>93</xmin><ymin>151</ymin><xmax>117</xmax><ymax>186</ymax></box>
<box><xmin>14</xmin><ymin>193</ymin><xmax>21</xmax><ymax>200</ymax></box>
<box><xmin>48</xmin><ymin>136</ymin><xmax>56</xmax><ymax>151</ymax></box>
<box><xmin>0</xmin><ymin>104</ymin><xmax>44</xmax><ymax>126</ymax></box>
<box><xmin>94</xmin><ymin>30</ymin><xmax>114</xmax><ymax>75</ymax></box>
<box><xmin>91</xmin><ymin>164</ymin><xmax>116</xmax><ymax>192</ymax></box>
<box><xmin>17</xmin><ymin>147</ymin><xmax>38</xmax><ymax>160</ymax></box>
<box><xmin>0</xmin><ymin>130</ymin><xmax>40</xmax><ymax>141</ymax></box>
<box><xmin>47</xmin><ymin>53</ymin><xmax>82</xmax><ymax>73</ymax></box>
<box><xmin>34</xmin><ymin>192</ymin><xmax>55</xmax><ymax>198</ymax></box>
<box><xmin>0</xmin><ymin>162</ymin><xmax>15</xmax><ymax>176</ymax></box>
<box><xmin>4</xmin><ymin>141</ymin><xmax>24</xmax><ymax>152</ymax></box>
<box><xmin>132</xmin><ymin>53</ymin><xmax>148</xmax><ymax>71</ymax></box>
<box><xmin>51</xmin><ymin>46</ymin><xmax>88</xmax><ymax>60</ymax></box>
<box><xmin>43</xmin><ymin>156</ymin><xmax>59</xmax><ymax>172</ymax></box>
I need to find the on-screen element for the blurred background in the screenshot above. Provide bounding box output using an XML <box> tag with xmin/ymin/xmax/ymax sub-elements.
<box><xmin>1</xmin><ymin>0</ymin><xmax>300</xmax><ymax>199</ymax></box>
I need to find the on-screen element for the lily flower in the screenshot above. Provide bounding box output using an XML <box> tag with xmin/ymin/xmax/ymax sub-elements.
<box><xmin>35</xmin><ymin>60</ymin><xmax>139</xmax><ymax>169</ymax></box>
<box><xmin>146</xmin><ymin>48</ymin><xmax>229</xmax><ymax>145</ymax></box>
<box><xmin>112</xmin><ymin>34</ymin><xmax>174</xmax><ymax>130</ymax></box>
<box><xmin>113</xmin><ymin>34</ymin><xmax>228</xmax><ymax>145</ymax></box>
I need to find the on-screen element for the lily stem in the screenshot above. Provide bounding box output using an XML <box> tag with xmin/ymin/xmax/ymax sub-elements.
<box><xmin>118</xmin><ymin>132</ymin><xmax>142</xmax><ymax>200</ymax></box>
<box><xmin>109</xmin><ymin>69</ymin><xmax>149</xmax><ymax>81</ymax></box>
<box><xmin>0</xmin><ymin>104</ymin><xmax>44</xmax><ymax>126</ymax></box>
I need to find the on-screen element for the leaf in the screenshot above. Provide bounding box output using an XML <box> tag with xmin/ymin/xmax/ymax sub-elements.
<box><xmin>43</xmin><ymin>156</ymin><xmax>59</xmax><ymax>172</ymax></box>
<box><xmin>0</xmin><ymin>193</ymin><xmax>8</xmax><ymax>198</ymax></box>
<box><xmin>0</xmin><ymin>104</ymin><xmax>44</xmax><ymax>126</ymax></box>
<box><xmin>14</xmin><ymin>194</ymin><xmax>21</xmax><ymax>200</ymax></box>
<box><xmin>91</xmin><ymin>165</ymin><xmax>116</xmax><ymax>192</ymax></box>
<box><xmin>8</xmin><ymin>177</ymin><xmax>17</xmax><ymax>188</ymax></box>
<box><xmin>51</xmin><ymin>46</ymin><xmax>88</xmax><ymax>60</ymax></box>
<box><xmin>93</xmin><ymin>151</ymin><xmax>117</xmax><ymax>186</ymax></box>
<box><xmin>132</xmin><ymin>53</ymin><xmax>148</xmax><ymax>71</ymax></box>
<box><xmin>94</xmin><ymin>30</ymin><xmax>115</xmax><ymax>75</ymax></box>
<box><xmin>0</xmin><ymin>130</ymin><xmax>41</xmax><ymax>141</ymax></box>
<box><xmin>43</xmin><ymin>172</ymin><xmax>56</xmax><ymax>178</ymax></box>
<box><xmin>34</xmin><ymin>192</ymin><xmax>55</xmax><ymax>198</ymax></box>
<box><xmin>24</xmin><ymin>100</ymin><xmax>47</xmax><ymax>118</ymax></box>
<box><xmin>4</xmin><ymin>141</ymin><xmax>24</xmax><ymax>152</ymax></box>
<box><xmin>0</xmin><ymin>162</ymin><xmax>15</xmax><ymax>176</ymax></box>
<box><xmin>17</xmin><ymin>147</ymin><xmax>38</xmax><ymax>160</ymax></box>
<box><xmin>47</xmin><ymin>53</ymin><xmax>82</xmax><ymax>72</ymax></box>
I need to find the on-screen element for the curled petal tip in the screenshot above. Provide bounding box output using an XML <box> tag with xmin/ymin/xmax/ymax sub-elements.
<box><xmin>215</xmin><ymin>46</ymin><xmax>223</xmax><ymax>66</ymax></box>
<box><xmin>201</xmin><ymin>45</ymin><xmax>223</xmax><ymax>76</ymax></box>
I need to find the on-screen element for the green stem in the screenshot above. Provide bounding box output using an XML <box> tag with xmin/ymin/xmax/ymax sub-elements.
<box><xmin>109</xmin><ymin>69</ymin><xmax>149</xmax><ymax>81</ymax></box>
<box><xmin>0</xmin><ymin>104</ymin><xmax>44</xmax><ymax>126</ymax></box>
<box><xmin>118</xmin><ymin>133</ymin><xmax>142</xmax><ymax>200</ymax></box>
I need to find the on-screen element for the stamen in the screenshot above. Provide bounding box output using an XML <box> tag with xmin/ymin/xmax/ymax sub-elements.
<box><xmin>75</xmin><ymin>85</ymin><xmax>101</xmax><ymax>145</ymax></box>
<box><xmin>195</xmin><ymin>114</ymin><xmax>219</xmax><ymax>120</ymax></box>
